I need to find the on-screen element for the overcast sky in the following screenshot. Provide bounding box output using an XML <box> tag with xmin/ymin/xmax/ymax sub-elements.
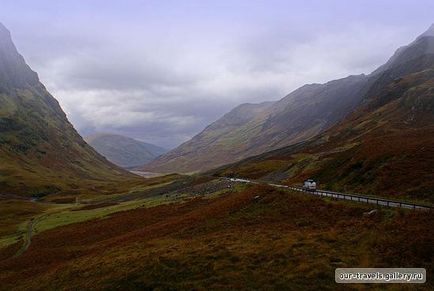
<box><xmin>1</xmin><ymin>0</ymin><xmax>433</xmax><ymax>148</ymax></box>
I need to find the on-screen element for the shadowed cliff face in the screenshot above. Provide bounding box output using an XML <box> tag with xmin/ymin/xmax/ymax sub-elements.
<box><xmin>0</xmin><ymin>23</ymin><xmax>140</xmax><ymax>197</ymax></box>
<box><xmin>143</xmin><ymin>26</ymin><xmax>434</xmax><ymax>174</ymax></box>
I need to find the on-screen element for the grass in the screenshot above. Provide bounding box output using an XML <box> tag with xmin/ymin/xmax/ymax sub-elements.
<box><xmin>0</xmin><ymin>199</ymin><xmax>51</xmax><ymax>248</ymax></box>
<box><xmin>0</xmin><ymin>174</ymin><xmax>184</xmax><ymax>250</ymax></box>
<box><xmin>0</xmin><ymin>184</ymin><xmax>432</xmax><ymax>290</ymax></box>
<box><xmin>0</xmin><ymin>175</ymin><xmax>231</xmax><ymax>250</ymax></box>
<box><xmin>32</xmin><ymin>195</ymin><xmax>184</xmax><ymax>234</ymax></box>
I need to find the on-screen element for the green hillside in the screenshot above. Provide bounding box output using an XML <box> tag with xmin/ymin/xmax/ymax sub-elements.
<box><xmin>0</xmin><ymin>23</ymin><xmax>142</xmax><ymax>197</ymax></box>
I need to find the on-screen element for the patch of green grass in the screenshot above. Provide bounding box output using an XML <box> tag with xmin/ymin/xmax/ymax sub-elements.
<box><xmin>0</xmin><ymin>233</ymin><xmax>21</xmax><ymax>248</ymax></box>
<box><xmin>33</xmin><ymin>179</ymin><xmax>236</xmax><ymax>235</ymax></box>
<box><xmin>0</xmin><ymin>199</ymin><xmax>53</xmax><ymax>247</ymax></box>
<box><xmin>33</xmin><ymin>195</ymin><xmax>177</xmax><ymax>234</ymax></box>
<box><xmin>205</xmin><ymin>183</ymin><xmax>248</xmax><ymax>199</ymax></box>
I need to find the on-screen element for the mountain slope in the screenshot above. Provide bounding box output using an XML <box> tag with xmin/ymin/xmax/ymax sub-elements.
<box><xmin>144</xmin><ymin>25</ymin><xmax>434</xmax><ymax>174</ymax></box>
<box><xmin>85</xmin><ymin>133</ymin><xmax>167</xmax><ymax>169</ymax></box>
<box><xmin>214</xmin><ymin>31</ymin><xmax>434</xmax><ymax>203</ymax></box>
<box><xmin>0</xmin><ymin>23</ymin><xmax>141</xmax><ymax>197</ymax></box>
<box><xmin>144</xmin><ymin>74</ymin><xmax>370</xmax><ymax>173</ymax></box>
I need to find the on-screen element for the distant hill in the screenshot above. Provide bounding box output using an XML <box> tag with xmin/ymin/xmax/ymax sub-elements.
<box><xmin>0</xmin><ymin>23</ymin><xmax>141</xmax><ymax>197</ymax></box>
<box><xmin>85</xmin><ymin>133</ymin><xmax>167</xmax><ymax>169</ymax></box>
<box><xmin>214</xmin><ymin>25</ymin><xmax>434</xmax><ymax>203</ymax></box>
<box><xmin>144</xmin><ymin>24</ymin><xmax>434</xmax><ymax>174</ymax></box>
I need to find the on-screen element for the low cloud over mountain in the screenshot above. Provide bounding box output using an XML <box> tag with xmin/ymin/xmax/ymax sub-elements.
<box><xmin>1</xmin><ymin>1</ymin><xmax>433</xmax><ymax>148</ymax></box>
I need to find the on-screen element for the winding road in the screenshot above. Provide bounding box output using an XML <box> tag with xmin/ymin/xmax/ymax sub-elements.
<box><xmin>227</xmin><ymin>178</ymin><xmax>433</xmax><ymax>211</ymax></box>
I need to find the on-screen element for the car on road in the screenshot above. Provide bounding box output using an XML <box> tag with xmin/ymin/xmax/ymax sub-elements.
<box><xmin>303</xmin><ymin>179</ymin><xmax>317</xmax><ymax>191</ymax></box>
<box><xmin>229</xmin><ymin>178</ymin><xmax>251</xmax><ymax>183</ymax></box>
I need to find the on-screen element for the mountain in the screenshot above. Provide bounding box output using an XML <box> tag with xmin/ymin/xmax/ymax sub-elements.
<box><xmin>144</xmin><ymin>75</ymin><xmax>370</xmax><ymax>173</ymax></box>
<box><xmin>372</xmin><ymin>24</ymin><xmax>434</xmax><ymax>76</ymax></box>
<box><xmin>214</xmin><ymin>26</ymin><xmax>434</xmax><ymax>203</ymax></box>
<box><xmin>0</xmin><ymin>23</ymin><xmax>141</xmax><ymax>197</ymax></box>
<box><xmin>144</xmin><ymin>25</ymin><xmax>434</xmax><ymax>174</ymax></box>
<box><xmin>85</xmin><ymin>133</ymin><xmax>167</xmax><ymax>169</ymax></box>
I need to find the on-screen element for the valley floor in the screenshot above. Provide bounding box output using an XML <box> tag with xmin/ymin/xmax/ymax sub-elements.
<box><xmin>0</xmin><ymin>177</ymin><xmax>432</xmax><ymax>290</ymax></box>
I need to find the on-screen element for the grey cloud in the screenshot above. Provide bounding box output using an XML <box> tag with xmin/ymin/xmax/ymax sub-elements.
<box><xmin>2</xmin><ymin>1</ymin><xmax>432</xmax><ymax>148</ymax></box>
<box><xmin>44</xmin><ymin>24</ymin><xmax>417</xmax><ymax>149</ymax></box>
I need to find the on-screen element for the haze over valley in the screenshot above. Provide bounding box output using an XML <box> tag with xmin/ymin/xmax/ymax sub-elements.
<box><xmin>0</xmin><ymin>1</ymin><xmax>433</xmax><ymax>290</ymax></box>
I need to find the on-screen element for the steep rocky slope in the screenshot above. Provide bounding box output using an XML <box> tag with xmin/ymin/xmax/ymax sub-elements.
<box><xmin>0</xmin><ymin>23</ymin><xmax>141</xmax><ymax>197</ymax></box>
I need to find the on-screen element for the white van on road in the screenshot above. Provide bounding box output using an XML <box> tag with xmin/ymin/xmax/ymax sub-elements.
<box><xmin>303</xmin><ymin>179</ymin><xmax>317</xmax><ymax>191</ymax></box>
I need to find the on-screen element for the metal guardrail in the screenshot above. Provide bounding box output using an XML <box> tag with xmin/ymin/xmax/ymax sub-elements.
<box><xmin>225</xmin><ymin>178</ymin><xmax>433</xmax><ymax>211</ymax></box>
<box><xmin>287</xmin><ymin>186</ymin><xmax>432</xmax><ymax>211</ymax></box>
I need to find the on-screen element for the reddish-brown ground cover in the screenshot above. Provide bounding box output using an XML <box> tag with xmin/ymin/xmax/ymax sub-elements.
<box><xmin>0</xmin><ymin>185</ymin><xmax>432</xmax><ymax>290</ymax></box>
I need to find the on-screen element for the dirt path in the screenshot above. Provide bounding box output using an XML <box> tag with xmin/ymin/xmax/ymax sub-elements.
<box><xmin>13</xmin><ymin>211</ymin><xmax>55</xmax><ymax>257</ymax></box>
<box><xmin>14</xmin><ymin>219</ymin><xmax>33</xmax><ymax>257</ymax></box>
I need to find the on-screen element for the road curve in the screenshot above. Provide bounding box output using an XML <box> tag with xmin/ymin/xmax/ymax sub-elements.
<box><xmin>225</xmin><ymin>178</ymin><xmax>432</xmax><ymax>211</ymax></box>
